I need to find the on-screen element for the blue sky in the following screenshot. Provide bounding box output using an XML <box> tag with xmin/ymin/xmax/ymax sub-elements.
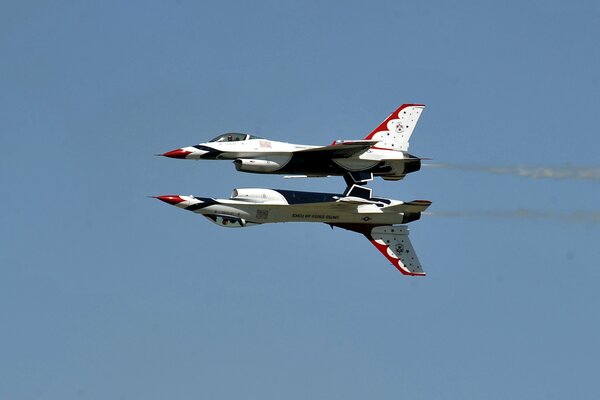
<box><xmin>1</xmin><ymin>1</ymin><xmax>599</xmax><ymax>399</ymax></box>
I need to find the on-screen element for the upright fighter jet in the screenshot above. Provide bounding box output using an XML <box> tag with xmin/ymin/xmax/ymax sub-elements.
<box><xmin>154</xmin><ymin>185</ymin><xmax>431</xmax><ymax>276</ymax></box>
<box><xmin>160</xmin><ymin>104</ymin><xmax>425</xmax><ymax>184</ymax></box>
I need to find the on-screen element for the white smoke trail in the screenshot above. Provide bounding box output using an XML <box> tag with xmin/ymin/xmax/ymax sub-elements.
<box><xmin>426</xmin><ymin>209</ymin><xmax>600</xmax><ymax>224</ymax></box>
<box><xmin>425</xmin><ymin>163</ymin><xmax>600</xmax><ymax>181</ymax></box>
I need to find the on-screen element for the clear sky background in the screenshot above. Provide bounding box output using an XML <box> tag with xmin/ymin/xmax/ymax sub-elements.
<box><xmin>2</xmin><ymin>1</ymin><xmax>599</xmax><ymax>399</ymax></box>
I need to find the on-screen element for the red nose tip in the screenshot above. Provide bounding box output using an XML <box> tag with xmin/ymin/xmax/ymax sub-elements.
<box><xmin>162</xmin><ymin>149</ymin><xmax>192</xmax><ymax>159</ymax></box>
<box><xmin>155</xmin><ymin>195</ymin><xmax>185</xmax><ymax>205</ymax></box>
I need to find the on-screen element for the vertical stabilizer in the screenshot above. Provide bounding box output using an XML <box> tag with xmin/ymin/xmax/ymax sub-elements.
<box><xmin>364</xmin><ymin>104</ymin><xmax>425</xmax><ymax>151</ymax></box>
<box><xmin>369</xmin><ymin>225</ymin><xmax>425</xmax><ymax>275</ymax></box>
<box><xmin>331</xmin><ymin>223</ymin><xmax>426</xmax><ymax>276</ymax></box>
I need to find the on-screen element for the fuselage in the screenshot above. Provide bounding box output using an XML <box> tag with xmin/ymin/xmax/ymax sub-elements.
<box><xmin>156</xmin><ymin>188</ymin><xmax>429</xmax><ymax>228</ymax></box>
<box><xmin>162</xmin><ymin>134</ymin><xmax>421</xmax><ymax>180</ymax></box>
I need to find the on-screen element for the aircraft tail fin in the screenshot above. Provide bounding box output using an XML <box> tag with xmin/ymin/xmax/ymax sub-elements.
<box><xmin>364</xmin><ymin>104</ymin><xmax>425</xmax><ymax>151</ymax></box>
<box><xmin>330</xmin><ymin>224</ymin><xmax>425</xmax><ymax>276</ymax></box>
<box><xmin>369</xmin><ymin>225</ymin><xmax>425</xmax><ymax>275</ymax></box>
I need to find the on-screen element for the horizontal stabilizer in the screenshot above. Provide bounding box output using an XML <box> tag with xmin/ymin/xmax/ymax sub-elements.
<box><xmin>384</xmin><ymin>200</ymin><xmax>432</xmax><ymax>213</ymax></box>
<box><xmin>331</xmin><ymin>139</ymin><xmax>380</xmax><ymax>146</ymax></box>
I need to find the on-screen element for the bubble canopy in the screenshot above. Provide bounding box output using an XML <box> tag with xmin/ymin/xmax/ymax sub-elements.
<box><xmin>208</xmin><ymin>133</ymin><xmax>263</xmax><ymax>142</ymax></box>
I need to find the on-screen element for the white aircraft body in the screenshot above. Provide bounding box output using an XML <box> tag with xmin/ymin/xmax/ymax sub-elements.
<box><xmin>154</xmin><ymin>185</ymin><xmax>431</xmax><ymax>276</ymax></box>
<box><xmin>161</xmin><ymin>104</ymin><xmax>425</xmax><ymax>183</ymax></box>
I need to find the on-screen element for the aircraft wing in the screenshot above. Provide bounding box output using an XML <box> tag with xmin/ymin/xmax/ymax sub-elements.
<box><xmin>332</xmin><ymin>224</ymin><xmax>425</xmax><ymax>276</ymax></box>
<box><xmin>295</xmin><ymin>140</ymin><xmax>378</xmax><ymax>158</ymax></box>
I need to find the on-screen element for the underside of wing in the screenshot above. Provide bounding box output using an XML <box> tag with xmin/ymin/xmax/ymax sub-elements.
<box><xmin>332</xmin><ymin>224</ymin><xmax>425</xmax><ymax>276</ymax></box>
<box><xmin>296</xmin><ymin>140</ymin><xmax>377</xmax><ymax>158</ymax></box>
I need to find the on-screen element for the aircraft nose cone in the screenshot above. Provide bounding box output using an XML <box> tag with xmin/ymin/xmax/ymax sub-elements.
<box><xmin>162</xmin><ymin>149</ymin><xmax>192</xmax><ymax>159</ymax></box>
<box><xmin>154</xmin><ymin>195</ymin><xmax>185</xmax><ymax>205</ymax></box>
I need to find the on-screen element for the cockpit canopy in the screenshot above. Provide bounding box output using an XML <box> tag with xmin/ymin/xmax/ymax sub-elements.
<box><xmin>209</xmin><ymin>133</ymin><xmax>263</xmax><ymax>142</ymax></box>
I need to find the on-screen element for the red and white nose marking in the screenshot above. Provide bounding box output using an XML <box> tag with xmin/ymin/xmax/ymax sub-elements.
<box><xmin>155</xmin><ymin>195</ymin><xmax>185</xmax><ymax>205</ymax></box>
<box><xmin>161</xmin><ymin>146</ymin><xmax>209</xmax><ymax>160</ymax></box>
<box><xmin>162</xmin><ymin>149</ymin><xmax>192</xmax><ymax>159</ymax></box>
<box><xmin>153</xmin><ymin>195</ymin><xmax>201</xmax><ymax>209</ymax></box>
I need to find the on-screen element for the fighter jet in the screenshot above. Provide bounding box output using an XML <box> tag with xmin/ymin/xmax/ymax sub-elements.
<box><xmin>154</xmin><ymin>185</ymin><xmax>431</xmax><ymax>276</ymax></box>
<box><xmin>160</xmin><ymin>104</ymin><xmax>425</xmax><ymax>184</ymax></box>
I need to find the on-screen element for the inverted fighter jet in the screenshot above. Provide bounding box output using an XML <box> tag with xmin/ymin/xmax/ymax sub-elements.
<box><xmin>154</xmin><ymin>185</ymin><xmax>431</xmax><ymax>276</ymax></box>
<box><xmin>160</xmin><ymin>104</ymin><xmax>425</xmax><ymax>184</ymax></box>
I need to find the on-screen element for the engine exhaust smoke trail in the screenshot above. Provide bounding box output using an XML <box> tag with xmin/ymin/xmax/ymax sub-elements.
<box><xmin>425</xmin><ymin>209</ymin><xmax>600</xmax><ymax>224</ymax></box>
<box><xmin>424</xmin><ymin>163</ymin><xmax>600</xmax><ymax>181</ymax></box>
